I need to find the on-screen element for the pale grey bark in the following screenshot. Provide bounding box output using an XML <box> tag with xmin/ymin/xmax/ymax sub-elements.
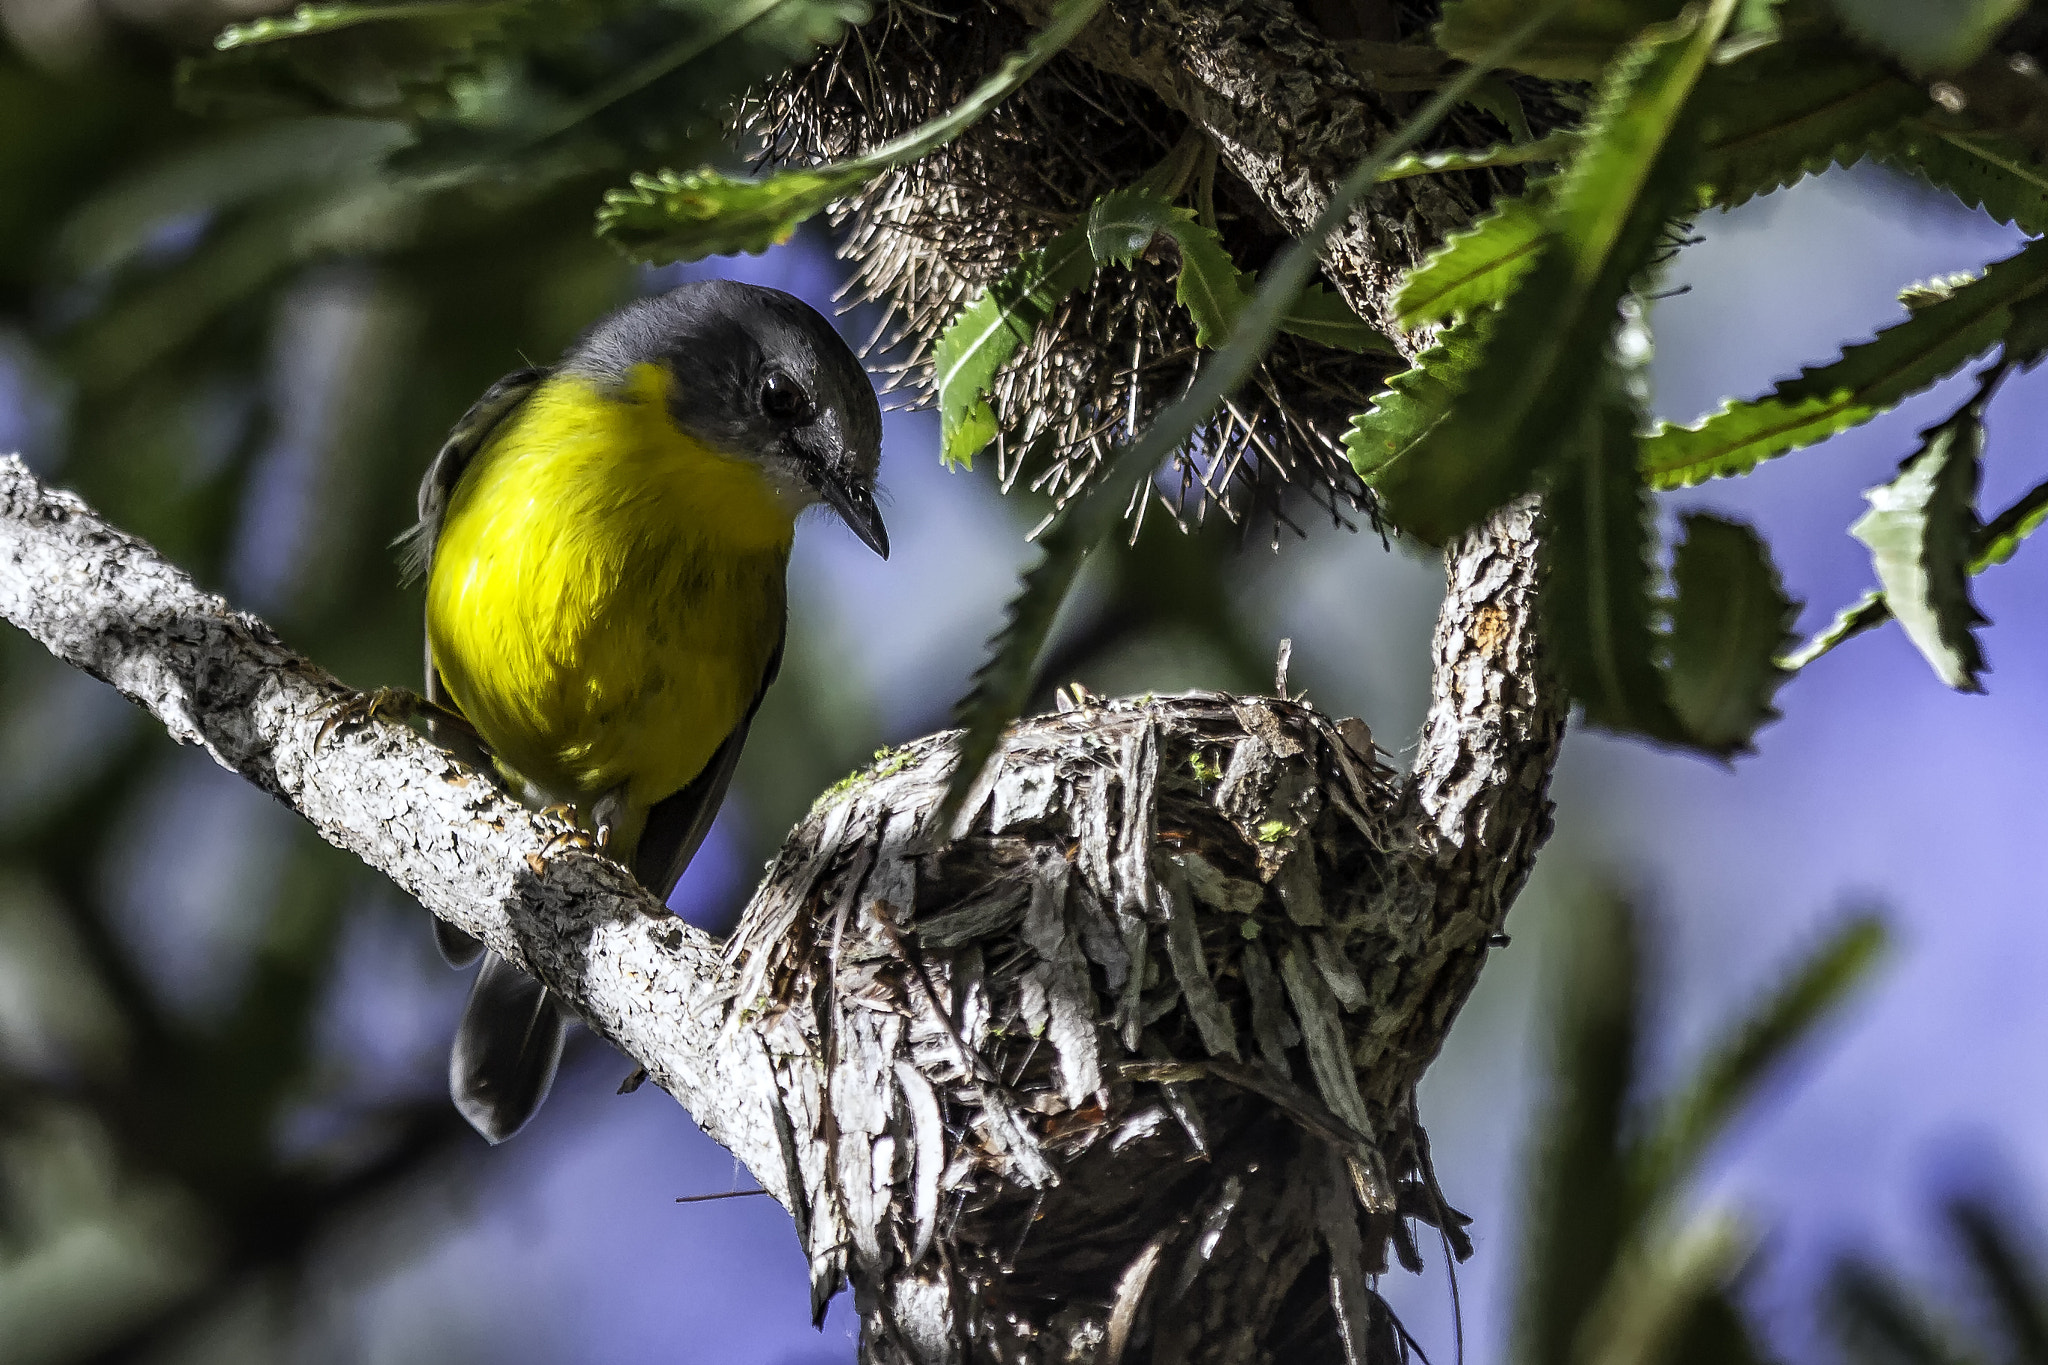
<box><xmin>0</xmin><ymin>457</ymin><xmax>803</xmax><ymax>1212</ymax></box>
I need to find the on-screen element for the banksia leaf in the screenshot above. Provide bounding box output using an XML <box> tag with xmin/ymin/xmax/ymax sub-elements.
<box><xmin>1542</xmin><ymin>389</ymin><xmax>1685</xmax><ymax>742</ymax></box>
<box><xmin>1088</xmin><ymin>189</ymin><xmax>1253</xmax><ymax>347</ymax></box>
<box><xmin>1392</xmin><ymin>185</ymin><xmax>1553</xmax><ymax>328</ymax></box>
<box><xmin>597</xmin><ymin>163</ymin><xmax>869</xmax><ymax>263</ymax></box>
<box><xmin>931</xmin><ymin>226</ymin><xmax>1097</xmax><ymax>469</ymax></box>
<box><xmin>180</xmin><ymin>0</ymin><xmax>582</xmax><ymax>118</ymax></box>
<box><xmin>1437</xmin><ymin>0</ymin><xmax>1688</xmax><ymax>79</ymax></box>
<box><xmin>1380</xmin><ymin>0</ymin><xmax>1736</xmax><ymax>544</ymax></box>
<box><xmin>1694</xmin><ymin>40</ymin><xmax>1930</xmax><ymax>208</ymax></box>
<box><xmin>1850</xmin><ymin>407</ymin><xmax>1990</xmax><ymax>691</ymax></box>
<box><xmin>1275</xmin><ymin>284</ymin><xmax>1395</xmax><ymax>352</ymax></box>
<box><xmin>595</xmin><ymin>0</ymin><xmax>1103</xmax><ymax>263</ymax></box>
<box><xmin>1641</xmin><ymin>239</ymin><xmax>2048</xmax><ymax>489</ymax></box>
<box><xmin>1375</xmin><ymin>130</ymin><xmax>1576</xmax><ymax>183</ymax></box>
<box><xmin>1973</xmin><ymin>476</ymin><xmax>2048</xmax><ymax>571</ymax></box>
<box><xmin>1893</xmin><ymin>132</ymin><xmax>2048</xmax><ymax>235</ymax></box>
<box><xmin>1343</xmin><ymin>311</ymin><xmax>1497</xmax><ymax>481</ymax></box>
<box><xmin>1664</xmin><ymin>513</ymin><xmax>1798</xmax><ymax>757</ymax></box>
<box><xmin>1634</xmin><ymin>915</ymin><xmax>1885</xmax><ymax>1207</ymax></box>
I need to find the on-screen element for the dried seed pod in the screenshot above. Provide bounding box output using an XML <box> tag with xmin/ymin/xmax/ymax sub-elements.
<box><xmin>744</xmin><ymin>1</ymin><xmax>1402</xmax><ymax>541</ymax></box>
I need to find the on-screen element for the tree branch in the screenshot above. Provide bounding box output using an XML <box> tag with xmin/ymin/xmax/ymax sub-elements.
<box><xmin>0</xmin><ymin>456</ymin><xmax>802</xmax><ymax>1210</ymax></box>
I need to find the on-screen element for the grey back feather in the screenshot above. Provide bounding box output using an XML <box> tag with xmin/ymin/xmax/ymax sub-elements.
<box><xmin>395</xmin><ymin>367</ymin><xmax>547</xmax><ymax>584</ymax></box>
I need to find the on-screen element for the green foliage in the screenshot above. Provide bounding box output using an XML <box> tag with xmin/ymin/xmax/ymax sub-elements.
<box><xmin>933</xmin><ymin>226</ymin><xmax>1095</xmax><ymax>470</ymax></box>
<box><xmin>1516</xmin><ymin>892</ymin><xmax>1885</xmax><ymax>1365</ymax></box>
<box><xmin>1829</xmin><ymin>1193</ymin><xmax>2048</xmax><ymax>1365</ymax></box>
<box><xmin>1664</xmin><ymin>513</ymin><xmax>1799</xmax><ymax>757</ymax></box>
<box><xmin>1515</xmin><ymin>887</ymin><xmax>1640</xmax><ymax>1365</ymax></box>
<box><xmin>1640</xmin><ymin>240</ymin><xmax>2048</xmax><ymax>489</ymax></box>
<box><xmin>936</xmin><ymin>9</ymin><xmax>1563</xmax><ymax>827</ymax></box>
<box><xmin>1893</xmin><ymin>132</ymin><xmax>2048</xmax><ymax>234</ymax></box>
<box><xmin>1973</xmin><ymin>475</ymin><xmax>2048</xmax><ymax>571</ymax></box>
<box><xmin>181</xmin><ymin>0</ymin><xmax>572</xmax><ymax>119</ymax></box>
<box><xmin>1082</xmin><ymin>190</ymin><xmax>1391</xmax><ymax>353</ymax></box>
<box><xmin>1276</xmin><ymin>284</ymin><xmax>1395</xmax><ymax>353</ymax></box>
<box><xmin>1391</xmin><ymin>184</ymin><xmax>1553</xmax><ymax>328</ymax></box>
<box><xmin>1850</xmin><ymin>405</ymin><xmax>1990</xmax><ymax>691</ymax></box>
<box><xmin>1087</xmin><ymin>188</ymin><xmax>1251</xmax><ymax>346</ymax></box>
<box><xmin>1829</xmin><ymin>0</ymin><xmax>2028</xmax><ymax>73</ymax></box>
<box><xmin>1344</xmin><ymin>312</ymin><xmax>1497</xmax><ymax>479</ymax></box>
<box><xmin>597</xmin><ymin>162</ymin><xmax>865</xmax><ymax>261</ymax></box>
<box><xmin>1694</xmin><ymin>39</ymin><xmax>1930</xmax><ymax>208</ymax></box>
<box><xmin>1374</xmin><ymin>130</ymin><xmax>1576</xmax><ymax>182</ymax></box>
<box><xmin>1633</xmin><ymin>915</ymin><xmax>1886</xmax><ymax>1206</ymax></box>
<box><xmin>594</xmin><ymin>0</ymin><xmax>1103</xmax><ymax>264</ymax></box>
<box><xmin>1379</xmin><ymin>0</ymin><xmax>1735</xmax><ymax>546</ymax></box>
<box><xmin>1542</xmin><ymin>388</ymin><xmax>1686</xmax><ymax>742</ymax></box>
<box><xmin>182</xmin><ymin>0</ymin><xmax>866</xmax><ymax>193</ymax></box>
<box><xmin>1437</xmin><ymin>0</ymin><xmax>1688</xmax><ymax>79</ymax></box>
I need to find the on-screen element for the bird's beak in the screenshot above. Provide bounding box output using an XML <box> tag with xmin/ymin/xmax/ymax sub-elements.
<box><xmin>820</xmin><ymin>473</ymin><xmax>889</xmax><ymax>559</ymax></box>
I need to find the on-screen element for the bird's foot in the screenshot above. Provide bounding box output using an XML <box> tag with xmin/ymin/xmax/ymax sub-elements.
<box><xmin>317</xmin><ymin>687</ymin><xmax>480</xmax><ymax>750</ymax></box>
<box><xmin>317</xmin><ymin>686</ymin><xmax>421</xmax><ymax>748</ymax></box>
<box><xmin>535</xmin><ymin>805</ymin><xmax>597</xmax><ymax>857</ymax></box>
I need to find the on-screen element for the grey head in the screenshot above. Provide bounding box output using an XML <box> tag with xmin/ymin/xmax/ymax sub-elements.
<box><xmin>562</xmin><ymin>280</ymin><xmax>887</xmax><ymax>557</ymax></box>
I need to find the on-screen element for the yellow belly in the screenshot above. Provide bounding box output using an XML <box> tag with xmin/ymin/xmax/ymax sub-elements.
<box><xmin>425</xmin><ymin>366</ymin><xmax>793</xmax><ymax>815</ymax></box>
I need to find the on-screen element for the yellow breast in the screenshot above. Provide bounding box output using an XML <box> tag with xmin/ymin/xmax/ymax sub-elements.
<box><xmin>425</xmin><ymin>365</ymin><xmax>792</xmax><ymax>812</ymax></box>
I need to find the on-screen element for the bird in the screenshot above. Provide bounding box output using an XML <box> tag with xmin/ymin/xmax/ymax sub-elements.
<box><xmin>396</xmin><ymin>280</ymin><xmax>887</xmax><ymax>1144</ymax></box>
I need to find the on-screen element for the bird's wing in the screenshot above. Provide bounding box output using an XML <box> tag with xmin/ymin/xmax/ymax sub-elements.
<box><xmin>633</xmin><ymin>618</ymin><xmax>788</xmax><ymax>904</ymax></box>
<box><xmin>397</xmin><ymin>366</ymin><xmax>547</xmax><ymax>584</ymax></box>
<box><xmin>405</xmin><ymin>367</ymin><xmax>545</xmax><ymax>969</ymax></box>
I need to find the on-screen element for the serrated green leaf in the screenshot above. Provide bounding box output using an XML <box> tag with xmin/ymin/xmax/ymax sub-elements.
<box><xmin>1973</xmin><ymin>475</ymin><xmax>2048</xmax><ymax>571</ymax></box>
<box><xmin>1831</xmin><ymin>0</ymin><xmax>2027</xmax><ymax>74</ymax></box>
<box><xmin>1893</xmin><ymin>130</ymin><xmax>2048</xmax><ymax>234</ymax></box>
<box><xmin>1664</xmin><ymin>513</ymin><xmax>1797</xmax><ymax>757</ymax></box>
<box><xmin>1543</xmin><ymin>387</ymin><xmax>1686</xmax><ymax>741</ymax></box>
<box><xmin>1780</xmin><ymin>473</ymin><xmax>2048</xmax><ymax>673</ymax></box>
<box><xmin>1850</xmin><ymin>407</ymin><xmax>1990</xmax><ymax>691</ymax></box>
<box><xmin>1392</xmin><ymin>183</ymin><xmax>1552</xmax><ymax>327</ymax></box>
<box><xmin>179</xmin><ymin>0</ymin><xmax>593</xmax><ymax>118</ymax></box>
<box><xmin>598</xmin><ymin>163</ymin><xmax>863</xmax><ymax>262</ymax></box>
<box><xmin>1633</xmin><ymin>915</ymin><xmax>1885</xmax><ymax>1206</ymax></box>
<box><xmin>1086</xmin><ymin>188</ymin><xmax>1253</xmax><ymax>347</ymax></box>
<box><xmin>1641</xmin><ymin>239</ymin><xmax>2048</xmax><ymax>489</ymax></box>
<box><xmin>1275</xmin><ymin>283</ymin><xmax>1396</xmax><ymax>352</ymax></box>
<box><xmin>932</xmin><ymin>225</ymin><xmax>1096</xmax><ymax>470</ymax></box>
<box><xmin>1085</xmin><ymin>187</ymin><xmax>1174</xmax><ymax>266</ymax></box>
<box><xmin>1695</xmin><ymin>39</ymin><xmax>1929</xmax><ymax>209</ymax></box>
<box><xmin>938</xmin><ymin>4</ymin><xmax>1567</xmax><ymax>829</ymax></box>
<box><xmin>1464</xmin><ymin>72</ymin><xmax>1536</xmax><ymax>142</ymax></box>
<box><xmin>595</xmin><ymin>0</ymin><xmax>1102</xmax><ymax>264</ymax></box>
<box><xmin>1380</xmin><ymin>0</ymin><xmax>1735</xmax><ymax>544</ymax></box>
<box><xmin>1375</xmin><ymin>129</ymin><xmax>1576</xmax><ymax>183</ymax></box>
<box><xmin>1344</xmin><ymin>311</ymin><xmax>1496</xmax><ymax>480</ymax></box>
<box><xmin>1438</xmin><ymin>0</ymin><xmax>1688</xmax><ymax>79</ymax></box>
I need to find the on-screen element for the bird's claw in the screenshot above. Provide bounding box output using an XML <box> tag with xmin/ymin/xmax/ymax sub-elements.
<box><xmin>536</xmin><ymin>805</ymin><xmax>597</xmax><ymax>857</ymax></box>
<box><xmin>316</xmin><ymin>686</ymin><xmax>423</xmax><ymax>749</ymax></box>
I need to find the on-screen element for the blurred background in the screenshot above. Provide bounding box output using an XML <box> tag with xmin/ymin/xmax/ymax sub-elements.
<box><xmin>1</xmin><ymin>0</ymin><xmax>2046</xmax><ymax>1361</ymax></box>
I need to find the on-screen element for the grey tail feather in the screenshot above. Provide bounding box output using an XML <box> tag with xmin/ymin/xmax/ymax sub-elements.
<box><xmin>392</xmin><ymin>520</ymin><xmax>434</xmax><ymax>586</ymax></box>
<box><xmin>434</xmin><ymin>917</ymin><xmax>485</xmax><ymax>969</ymax></box>
<box><xmin>450</xmin><ymin>953</ymin><xmax>568</xmax><ymax>1144</ymax></box>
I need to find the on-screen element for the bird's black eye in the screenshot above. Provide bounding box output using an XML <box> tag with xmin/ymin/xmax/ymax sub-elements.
<box><xmin>760</xmin><ymin>372</ymin><xmax>811</xmax><ymax>424</ymax></box>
